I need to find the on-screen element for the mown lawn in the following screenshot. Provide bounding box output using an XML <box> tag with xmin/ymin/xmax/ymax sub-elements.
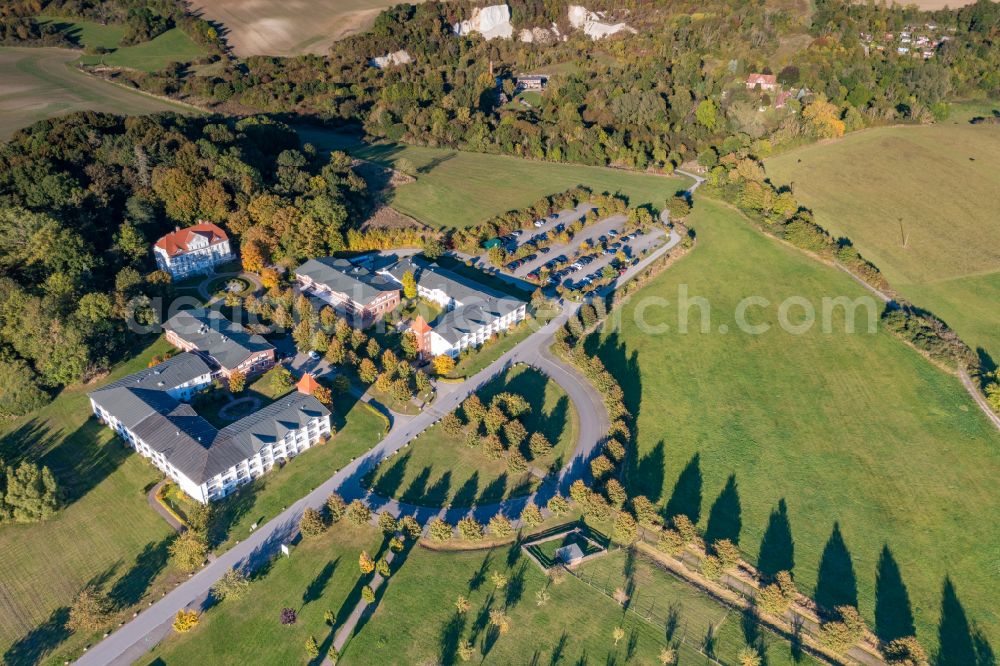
<box><xmin>766</xmin><ymin>123</ymin><xmax>1000</xmax><ymax>359</ymax></box>
<box><xmin>0</xmin><ymin>340</ymin><xmax>387</xmax><ymax>663</ymax></box>
<box><xmin>0</xmin><ymin>337</ymin><xmax>179</xmax><ymax>665</ymax></box>
<box><xmin>587</xmin><ymin>198</ymin><xmax>1000</xmax><ymax>654</ymax></box>
<box><xmin>366</xmin><ymin>366</ymin><xmax>578</xmax><ymax>507</ymax></box>
<box><xmin>140</xmin><ymin>522</ymin><xmax>385</xmax><ymax>665</ymax></box>
<box><xmin>577</xmin><ymin>550</ymin><xmax>821</xmax><ymax>665</ymax></box>
<box><xmin>78</xmin><ymin>28</ymin><xmax>206</xmax><ymax>72</ymax></box>
<box><xmin>296</xmin><ymin>129</ymin><xmax>690</xmax><ymax>229</ymax></box>
<box><xmin>341</xmin><ymin>540</ymin><xmax>687</xmax><ymax>664</ymax></box>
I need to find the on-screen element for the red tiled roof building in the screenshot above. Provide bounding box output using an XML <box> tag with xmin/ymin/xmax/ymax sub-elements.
<box><xmin>153</xmin><ymin>222</ymin><xmax>234</xmax><ymax>279</ymax></box>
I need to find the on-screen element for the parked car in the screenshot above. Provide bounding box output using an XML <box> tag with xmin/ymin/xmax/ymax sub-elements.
<box><xmin>533</xmin><ymin>219</ymin><xmax>545</xmax><ymax>228</ymax></box>
<box><xmin>539</xmin><ymin>246</ymin><xmax>551</xmax><ymax>254</ymax></box>
<box><xmin>511</xmin><ymin>230</ymin><xmax>524</xmax><ymax>237</ymax></box>
<box><xmin>308</xmin><ymin>350</ymin><xmax>321</xmax><ymax>361</ymax></box>
<box><xmin>608</xmin><ymin>229</ymin><xmax>619</xmax><ymax>237</ymax></box>
<box><xmin>527</xmin><ymin>271</ymin><xmax>539</xmax><ymax>281</ymax></box>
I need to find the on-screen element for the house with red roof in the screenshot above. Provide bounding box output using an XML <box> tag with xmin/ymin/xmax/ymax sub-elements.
<box><xmin>153</xmin><ymin>222</ymin><xmax>234</xmax><ymax>279</ymax></box>
<box><xmin>746</xmin><ymin>73</ymin><xmax>778</xmax><ymax>91</ymax></box>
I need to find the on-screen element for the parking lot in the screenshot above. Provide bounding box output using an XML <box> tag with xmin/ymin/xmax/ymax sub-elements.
<box><xmin>493</xmin><ymin>205</ymin><xmax>668</xmax><ymax>291</ymax></box>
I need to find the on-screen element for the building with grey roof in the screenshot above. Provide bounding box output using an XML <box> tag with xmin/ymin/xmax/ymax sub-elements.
<box><xmin>294</xmin><ymin>257</ymin><xmax>400</xmax><ymax>326</ymax></box>
<box><xmin>379</xmin><ymin>256</ymin><xmax>528</xmax><ymax>358</ymax></box>
<box><xmin>163</xmin><ymin>308</ymin><xmax>275</xmax><ymax>378</ymax></box>
<box><xmin>88</xmin><ymin>352</ymin><xmax>331</xmax><ymax>503</ymax></box>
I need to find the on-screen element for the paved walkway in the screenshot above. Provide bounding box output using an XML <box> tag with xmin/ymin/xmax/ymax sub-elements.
<box><xmin>147</xmin><ymin>480</ymin><xmax>184</xmax><ymax>533</ymax></box>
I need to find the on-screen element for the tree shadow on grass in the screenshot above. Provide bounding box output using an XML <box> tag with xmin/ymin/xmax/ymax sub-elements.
<box><xmin>874</xmin><ymin>545</ymin><xmax>914</xmax><ymax>644</ymax></box>
<box><xmin>937</xmin><ymin>576</ymin><xmax>996</xmax><ymax>666</ymax></box>
<box><xmin>109</xmin><ymin>535</ymin><xmax>172</xmax><ymax>608</ymax></box>
<box><xmin>302</xmin><ymin>558</ymin><xmax>339</xmax><ymax>608</ymax></box>
<box><xmin>663</xmin><ymin>453</ymin><xmax>702</xmax><ymax>524</ymax></box>
<box><xmin>550</xmin><ymin>631</ymin><xmax>569</xmax><ymax>665</ymax></box>
<box><xmin>630</xmin><ymin>440</ymin><xmax>665</xmax><ymax>504</ymax></box>
<box><xmin>478</xmin><ymin>473</ymin><xmax>509</xmax><ymax>505</ymax></box>
<box><xmin>424</xmin><ymin>471</ymin><xmax>452</xmax><ymax>506</ymax></box>
<box><xmin>757</xmin><ymin>498</ymin><xmax>794</xmax><ymax>579</ymax></box>
<box><xmin>704</xmin><ymin>473</ymin><xmax>741</xmax><ymax>546</ymax></box>
<box><xmin>372</xmin><ymin>452</ymin><xmax>411</xmax><ymax>499</ymax></box>
<box><xmin>3</xmin><ymin>606</ymin><xmax>70</xmax><ymax>666</ymax></box>
<box><xmin>400</xmin><ymin>466</ymin><xmax>431</xmax><ymax>504</ymax></box>
<box><xmin>469</xmin><ymin>552</ymin><xmax>492</xmax><ymax>592</ymax></box>
<box><xmin>438</xmin><ymin>612</ymin><xmax>467</xmax><ymax>666</ymax></box>
<box><xmin>504</xmin><ymin>561</ymin><xmax>528</xmax><ymax>607</ymax></box>
<box><xmin>814</xmin><ymin>522</ymin><xmax>857</xmax><ymax>613</ymax></box>
<box><xmin>452</xmin><ymin>472</ymin><xmax>480</xmax><ymax>509</ymax></box>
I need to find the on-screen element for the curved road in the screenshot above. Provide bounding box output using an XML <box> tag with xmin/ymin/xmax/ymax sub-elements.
<box><xmin>76</xmin><ymin>194</ymin><xmax>691</xmax><ymax>666</ymax></box>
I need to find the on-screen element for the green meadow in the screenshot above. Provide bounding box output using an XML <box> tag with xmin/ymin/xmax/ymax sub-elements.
<box><xmin>766</xmin><ymin>123</ymin><xmax>1000</xmax><ymax>361</ymax></box>
<box><xmin>587</xmin><ymin>198</ymin><xmax>1000</xmax><ymax>655</ymax></box>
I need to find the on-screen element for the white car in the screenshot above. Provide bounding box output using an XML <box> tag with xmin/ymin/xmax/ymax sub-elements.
<box><xmin>533</xmin><ymin>220</ymin><xmax>545</xmax><ymax>227</ymax></box>
<box><xmin>308</xmin><ymin>350</ymin><xmax>321</xmax><ymax>361</ymax></box>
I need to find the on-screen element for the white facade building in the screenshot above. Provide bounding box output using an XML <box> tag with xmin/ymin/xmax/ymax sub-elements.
<box><xmin>89</xmin><ymin>353</ymin><xmax>332</xmax><ymax>503</ymax></box>
<box><xmin>153</xmin><ymin>222</ymin><xmax>234</xmax><ymax>279</ymax></box>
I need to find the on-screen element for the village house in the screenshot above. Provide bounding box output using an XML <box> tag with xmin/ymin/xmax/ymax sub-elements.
<box><xmin>88</xmin><ymin>354</ymin><xmax>332</xmax><ymax>503</ymax></box>
<box><xmin>294</xmin><ymin>257</ymin><xmax>401</xmax><ymax>327</ymax></box>
<box><xmin>164</xmin><ymin>308</ymin><xmax>275</xmax><ymax>379</ymax></box>
<box><xmin>378</xmin><ymin>256</ymin><xmax>528</xmax><ymax>358</ymax></box>
<box><xmin>745</xmin><ymin>73</ymin><xmax>778</xmax><ymax>91</ymax></box>
<box><xmin>153</xmin><ymin>222</ymin><xmax>234</xmax><ymax>279</ymax></box>
<box><xmin>516</xmin><ymin>74</ymin><xmax>549</xmax><ymax>92</ymax></box>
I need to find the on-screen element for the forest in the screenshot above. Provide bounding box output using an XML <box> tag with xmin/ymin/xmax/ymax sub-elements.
<box><xmin>0</xmin><ymin>113</ymin><xmax>367</xmax><ymax>411</ymax></box>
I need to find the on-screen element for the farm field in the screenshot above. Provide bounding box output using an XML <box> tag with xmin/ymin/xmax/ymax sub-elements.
<box><xmin>587</xmin><ymin>198</ymin><xmax>1000</xmax><ymax>655</ymax></box>
<box><xmin>0</xmin><ymin>47</ymin><xmax>195</xmax><ymax>140</ymax></box>
<box><xmin>0</xmin><ymin>338</ymin><xmax>386</xmax><ymax>664</ymax></box>
<box><xmin>365</xmin><ymin>366</ymin><xmax>578</xmax><ymax>507</ymax></box>
<box><xmin>191</xmin><ymin>0</ymin><xmax>415</xmax><ymax>56</ymax></box>
<box><xmin>297</xmin><ymin>129</ymin><xmax>691</xmax><ymax>229</ymax></box>
<box><xmin>766</xmin><ymin>123</ymin><xmax>1000</xmax><ymax>359</ymax></box>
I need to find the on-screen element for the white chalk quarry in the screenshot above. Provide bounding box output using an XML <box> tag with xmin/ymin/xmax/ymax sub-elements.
<box><xmin>371</xmin><ymin>50</ymin><xmax>413</xmax><ymax>69</ymax></box>
<box><xmin>567</xmin><ymin>5</ymin><xmax>636</xmax><ymax>40</ymax></box>
<box><xmin>453</xmin><ymin>4</ymin><xmax>514</xmax><ymax>40</ymax></box>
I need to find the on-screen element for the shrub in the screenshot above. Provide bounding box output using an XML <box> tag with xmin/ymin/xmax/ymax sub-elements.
<box><xmin>756</xmin><ymin>571</ymin><xmax>799</xmax><ymax>617</ymax></box>
<box><xmin>520</xmin><ymin>502</ymin><xmax>544</xmax><ymax>527</ymax></box>
<box><xmin>569</xmin><ymin>479</ymin><xmax>589</xmax><ymax>503</ymax></box>
<box><xmin>491</xmin><ymin>570</ymin><xmax>509</xmax><ymax>589</ymax></box>
<box><xmin>346</xmin><ymin>499</ymin><xmax>371</xmax><ymax>526</ymax></box>
<box><xmin>488</xmin><ymin>514</ymin><xmax>514</xmax><ymax>538</ymax></box>
<box><xmin>376</xmin><ymin>558</ymin><xmax>391</xmax><ymax>577</ymax></box>
<box><xmin>305</xmin><ymin>635</ymin><xmax>320</xmax><ymax>659</ymax></box>
<box><xmin>441</xmin><ymin>412</ymin><xmax>463</xmax><ymax>436</ymax></box>
<box><xmin>359</xmin><ymin>551</ymin><xmax>375</xmax><ymax>574</ymax></box>
<box><xmin>547</xmin><ymin>494</ymin><xmax>570</xmax><ymax>516</ymax></box>
<box><xmin>389</xmin><ymin>536</ymin><xmax>405</xmax><ymax>552</ymax></box>
<box><xmin>361</xmin><ymin>585</ymin><xmax>375</xmax><ymax>603</ymax></box>
<box><xmin>482</xmin><ymin>434</ymin><xmax>505</xmax><ymax>460</ymax></box>
<box><xmin>528</xmin><ymin>432</ymin><xmax>553</xmax><ymax>458</ymax></box>
<box><xmin>172</xmin><ymin>609</ymin><xmax>199</xmax><ymax>633</ymax></box>
<box><xmin>455</xmin><ymin>595</ymin><xmax>471</xmax><ymax>613</ymax></box>
<box><xmin>488</xmin><ymin>608</ymin><xmax>512</xmax><ymax>635</ymax></box>
<box><xmin>211</xmin><ymin>568</ymin><xmax>250</xmax><ymax>602</ymax></box>
<box><xmin>604</xmin><ymin>438</ymin><xmax>626</xmax><ymax>462</ymax></box>
<box><xmin>672</xmin><ymin>514</ymin><xmax>698</xmax><ymax>544</ymax></box>
<box><xmin>605</xmin><ymin>479</ymin><xmax>627</xmax><ymax>508</ymax></box>
<box><xmin>377</xmin><ymin>511</ymin><xmax>398</xmax><ymax>534</ymax></box>
<box><xmin>398</xmin><ymin>514</ymin><xmax>422</xmax><ymax>539</ymax></box>
<box><xmin>656</xmin><ymin>529</ymin><xmax>685</xmax><ymax>555</ymax></box>
<box><xmin>326</xmin><ymin>493</ymin><xmax>347</xmax><ymax>522</ymax></box>
<box><xmin>299</xmin><ymin>507</ymin><xmax>327</xmax><ymax>537</ymax></box>
<box><xmin>506</xmin><ymin>449</ymin><xmax>528</xmax><ymax>473</ymax></box>
<box><xmin>429</xmin><ymin>518</ymin><xmax>453</xmax><ymax>541</ymax></box>
<box><xmin>819</xmin><ymin>605</ymin><xmax>867</xmax><ymax>653</ymax></box>
<box><xmin>701</xmin><ymin>555</ymin><xmax>724</xmax><ymax>581</ymax></box>
<box><xmin>712</xmin><ymin>539</ymin><xmax>741</xmax><ymax>570</ymax></box>
<box><xmin>457</xmin><ymin>516</ymin><xmax>484</xmax><ymax>540</ymax></box>
<box><xmin>280</xmin><ymin>607</ymin><xmax>297</xmax><ymax>625</ymax></box>
<box><xmin>737</xmin><ymin>645</ymin><xmax>762</xmax><ymax>666</ymax></box>
<box><xmin>884</xmin><ymin>636</ymin><xmax>929</xmax><ymax>665</ymax></box>
<box><xmin>169</xmin><ymin>530</ymin><xmax>208</xmax><ymax>572</ymax></box>
<box><xmin>631</xmin><ymin>495</ymin><xmax>658</xmax><ymax>527</ymax></box>
<box><xmin>612</xmin><ymin>511</ymin><xmax>638</xmax><ymax>544</ymax></box>
<box><xmin>590</xmin><ymin>454</ymin><xmax>614</xmax><ymax>479</ymax></box>
<box><xmin>67</xmin><ymin>586</ymin><xmax>112</xmax><ymax>633</ymax></box>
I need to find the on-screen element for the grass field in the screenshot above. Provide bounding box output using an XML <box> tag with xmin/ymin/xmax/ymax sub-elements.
<box><xmin>140</xmin><ymin>521</ymin><xmax>385</xmax><ymax>665</ymax></box>
<box><xmin>366</xmin><ymin>366</ymin><xmax>578</xmax><ymax>507</ymax></box>
<box><xmin>766</xmin><ymin>123</ymin><xmax>1000</xmax><ymax>360</ymax></box>
<box><xmin>587</xmin><ymin>198</ymin><xmax>1000</xmax><ymax>654</ymax></box>
<box><xmin>0</xmin><ymin>47</ymin><xmax>195</xmax><ymax>140</ymax></box>
<box><xmin>193</xmin><ymin>0</ymin><xmax>414</xmax><ymax>56</ymax></box>
<box><xmin>78</xmin><ymin>29</ymin><xmax>206</xmax><ymax>72</ymax></box>
<box><xmin>577</xmin><ymin>550</ymin><xmax>821</xmax><ymax>665</ymax></box>
<box><xmin>0</xmin><ymin>339</ymin><xmax>386</xmax><ymax>663</ymax></box>
<box><xmin>297</xmin><ymin>129</ymin><xmax>691</xmax><ymax>229</ymax></box>
<box><xmin>341</xmin><ymin>541</ymin><xmax>675</xmax><ymax>664</ymax></box>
